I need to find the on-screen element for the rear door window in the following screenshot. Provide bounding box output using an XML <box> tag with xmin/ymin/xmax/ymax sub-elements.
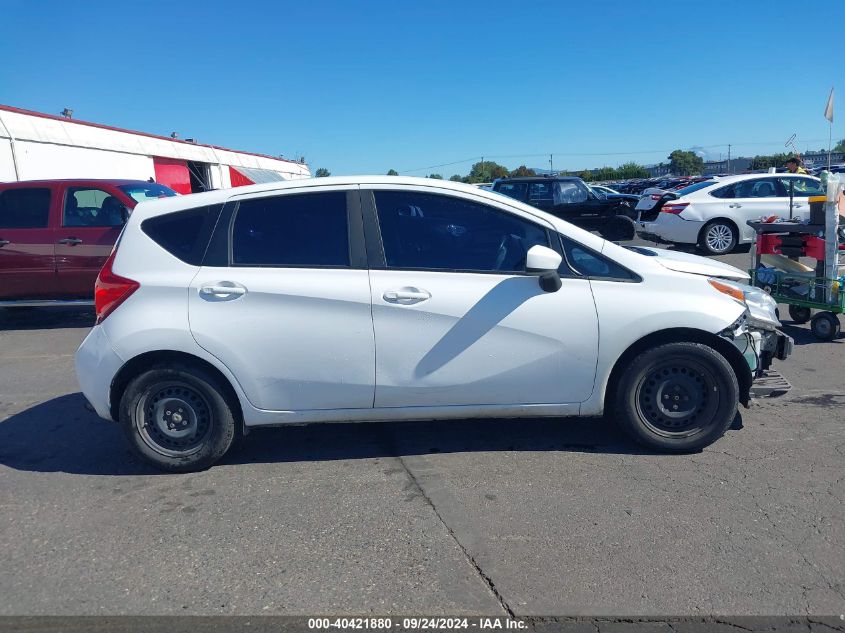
<box><xmin>231</xmin><ymin>191</ymin><xmax>349</xmax><ymax>267</ymax></box>
<box><xmin>711</xmin><ymin>178</ymin><xmax>783</xmax><ymax>199</ymax></box>
<box><xmin>64</xmin><ymin>187</ymin><xmax>126</xmax><ymax>227</ymax></box>
<box><xmin>528</xmin><ymin>182</ymin><xmax>554</xmax><ymax>205</ymax></box>
<box><xmin>494</xmin><ymin>182</ymin><xmax>528</xmax><ymax>202</ymax></box>
<box><xmin>0</xmin><ymin>188</ymin><xmax>51</xmax><ymax>228</ymax></box>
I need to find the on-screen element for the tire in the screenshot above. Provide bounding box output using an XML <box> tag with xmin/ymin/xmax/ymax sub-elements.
<box><xmin>120</xmin><ymin>364</ymin><xmax>237</xmax><ymax>472</ymax></box>
<box><xmin>698</xmin><ymin>220</ymin><xmax>737</xmax><ymax>255</ymax></box>
<box><xmin>614</xmin><ymin>342</ymin><xmax>739</xmax><ymax>452</ymax></box>
<box><xmin>810</xmin><ymin>311</ymin><xmax>841</xmax><ymax>341</ymax></box>
<box><xmin>788</xmin><ymin>304</ymin><xmax>812</xmax><ymax>324</ymax></box>
<box><xmin>602</xmin><ymin>215</ymin><xmax>636</xmax><ymax>242</ymax></box>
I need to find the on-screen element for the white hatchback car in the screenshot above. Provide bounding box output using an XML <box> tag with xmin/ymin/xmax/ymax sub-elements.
<box><xmin>636</xmin><ymin>173</ymin><xmax>825</xmax><ymax>255</ymax></box>
<box><xmin>75</xmin><ymin>177</ymin><xmax>792</xmax><ymax>471</ymax></box>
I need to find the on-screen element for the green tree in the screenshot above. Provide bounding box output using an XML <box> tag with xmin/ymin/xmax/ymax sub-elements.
<box><xmin>387</xmin><ymin>169</ymin><xmax>399</xmax><ymax>176</ymax></box>
<box><xmin>593</xmin><ymin>166</ymin><xmax>616</xmax><ymax>181</ymax></box>
<box><xmin>449</xmin><ymin>174</ymin><xmax>463</xmax><ymax>182</ymax></box>
<box><xmin>750</xmin><ymin>153</ymin><xmax>790</xmax><ymax>171</ymax></box>
<box><xmin>467</xmin><ymin>160</ymin><xmax>509</xmax><ymax>183</ymax></box>
<box><xmin>428</xmin><ymin>173</ymin><xmax>443</xmax><ymax>179</ymax></box>
<box><xmin>509</xmin><ymin>165</ymin><xmax>536</xmax><ymax>177</ymax></box>
<box><xmin>579</xmin><ymin>170</ymin><xmax>594</xmax><ymax>181</ymax></box>
<box><xmin>615</xmin><ymin>161</ymin><xmax>650</xmax><ymax>179</ymax></box>
<box><xmin>667</xmin><ymin>150</ymin><xmax>704</xmax><ymax>176</ymax></box>
<box><xmin>833</xmin><ymin>139</ymin><xmax>845</xmax><ymax>153</ymax></box>
<box><xmin>315</xmin><ymin>168</ymin><xmax>330</xmax><ymax>177</ymax></box>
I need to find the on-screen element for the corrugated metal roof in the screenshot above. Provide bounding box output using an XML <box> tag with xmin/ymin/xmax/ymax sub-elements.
<box><xmin>231</xmin><ymin>166</ymin><xmax>288</xmax><ymax>184</ymax></box>
<box><xmin>0</xmin><ymin>104</ymin><xmax>310</xmax><ymax>177</ymax></box>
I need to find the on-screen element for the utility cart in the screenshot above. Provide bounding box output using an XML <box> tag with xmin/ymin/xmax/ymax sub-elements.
<box><xmin>747</xmin><ymin>187</ymin><xmax>844</xmax><ymax>341</ymax></box>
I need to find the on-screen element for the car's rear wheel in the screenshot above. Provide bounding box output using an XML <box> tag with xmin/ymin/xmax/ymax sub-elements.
<box><xmin>120</xmin><ymin>364</ymin><xmax>236</xmax><ymax>472</ymax></box>
<box><xmin>698</xmin><ymin>220</ymin><xmax>737</xmax><ymax>255</ymax></box>
<box><xmin>614</xmin><ymin>342</ymin><xmax>739</xmax><ymax>452</ymax></box>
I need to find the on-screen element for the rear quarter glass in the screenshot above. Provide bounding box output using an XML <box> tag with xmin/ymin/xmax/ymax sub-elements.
<box><xmin>140</xmin><ymin>204</ymin><xmax>223</xmax><ymax>265</ymax></box>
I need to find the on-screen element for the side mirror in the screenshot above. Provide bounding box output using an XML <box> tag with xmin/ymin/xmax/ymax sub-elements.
<box><xmin>526</xmin><ymin>245</ymin><xmax>563</xmax><ymax>293</ymax></box>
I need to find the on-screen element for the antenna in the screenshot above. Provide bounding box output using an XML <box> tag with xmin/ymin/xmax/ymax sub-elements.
<box><xmin>785</xmin><ymin>133</ymin><xmax>800</xmax><ymax>159</ymax></box>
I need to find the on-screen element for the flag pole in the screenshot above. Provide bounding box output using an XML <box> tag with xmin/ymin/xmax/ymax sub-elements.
<box><xmin>829</xmin><ymin>120</ymin><xmax>832</xmax><ymax>171</ymax></box>
<box><xmin>824</xmin><ymin>86</ymin><xmax>834</xmax><ymax>170</ymax></box>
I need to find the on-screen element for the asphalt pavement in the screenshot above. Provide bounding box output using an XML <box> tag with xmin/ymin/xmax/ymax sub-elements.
<box><xmin>1</xmin><ymin>240</ymin><xmax>843</xmax><ymax>616</ymax></box>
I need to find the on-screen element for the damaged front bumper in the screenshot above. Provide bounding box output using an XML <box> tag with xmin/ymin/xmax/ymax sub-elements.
<box><xmin>721</xmin><ymin>310</ymin><xmax>794</xmax><ymax>402</ymax></box>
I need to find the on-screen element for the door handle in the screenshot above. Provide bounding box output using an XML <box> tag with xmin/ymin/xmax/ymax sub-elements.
<box><xmin>200</xmin><ymin>284</ymin><xmax>247</xmax><ymax>299</ymax></box>
<box><xmin>58</xmin><ymin>237</ymin><xmax>83</xmax><ymax>245</ymax></box>
<box><xmin>0</xmin><ymin>240</ymin><xmax>9</xmax><ymax>247</ymax></box>
<box><xmin>383</xmin><ymin>287</ymin><xmax>431</xmax><ymax>305</ymax></box>
<box><xmin>728</xmin><ymin>203</ymin><xmax>742</xmax><ymax>208</ymax></box>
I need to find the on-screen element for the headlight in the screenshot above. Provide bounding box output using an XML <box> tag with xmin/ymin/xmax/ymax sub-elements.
<box><xmin>709</xmin><ymin>278</ymin><xmax>780</xmax><ymax>329</ymax></box>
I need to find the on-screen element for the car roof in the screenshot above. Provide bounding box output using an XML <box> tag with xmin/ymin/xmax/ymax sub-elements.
<box><xmin>709</xmin><ymin>173</ymin><xmax>819</xmax><ymax>185</ymax></box>
<box><xmin>131</xmin><ymin>175</ymin><xmax>562</xmax><ymax>218</ymax></box>
<box><xmin>0</xmin><ymin>178</ymin><xmax>155</xmax><ymax>187</ymax></box>
<box><xmin>496</xmin><ymin>176</ymin><xmax>580</xmax><ymax>182</ymax></box>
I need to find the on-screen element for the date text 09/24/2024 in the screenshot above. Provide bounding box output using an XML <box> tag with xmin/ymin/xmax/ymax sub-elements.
<box><xmin>307</xmin><ymin>617</ymin><xmax>527</xmax><ymax>630</ymax></box>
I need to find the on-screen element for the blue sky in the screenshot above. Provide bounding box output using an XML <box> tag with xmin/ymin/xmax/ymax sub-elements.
<box><xmin>1</xmin><ymin>0</ymin><xmax>841</xmax><ymax>175</ymax></box>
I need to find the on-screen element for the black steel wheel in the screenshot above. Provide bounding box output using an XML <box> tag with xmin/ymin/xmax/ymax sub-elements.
<box><xmin>810</xmin><ymin>312</ymin><xmax>841</xmax><ymax>341</ymax></box>
<box><xmin>121</xmin><ymin>363</ymin><xmax>237</xmax><ymax>472</ymax></box>
<box><xmin>614</xmin><ymin>342</ymin><xmax>739</xmax><ymax>452</ymax></box>
<box><xmin>788</xmin><ymin>304</ymin><xmax>811</xmax><ymax>324</ymax></box>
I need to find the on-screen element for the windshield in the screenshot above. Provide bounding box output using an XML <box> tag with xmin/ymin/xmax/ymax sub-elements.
<box><xmin>119</xmin><ymin>183</ymin><xmax>178</xmax><ymax>203</ymax></box>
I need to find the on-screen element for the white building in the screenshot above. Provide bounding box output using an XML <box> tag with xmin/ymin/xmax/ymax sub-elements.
<box><xmin>0</xmin><ymin>104</ymin><xmax>310</xmax><ymax>193</ymax></box>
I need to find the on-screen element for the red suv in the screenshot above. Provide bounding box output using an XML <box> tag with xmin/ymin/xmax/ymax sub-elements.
<box><xmin>0</xmin><ymin>179</ymin><xmax>176</xmax><ymax>306</ymax></box>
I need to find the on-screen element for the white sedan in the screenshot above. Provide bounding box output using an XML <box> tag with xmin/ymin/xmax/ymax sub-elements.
<box><xmin>75</xmin><ymin>176</ymin><xmax>792</xmax><ymax>471</ymax></box>
<box><xmin>636</xmin><ymin>173</ymin><xmax>825</xmax><ymax>255</ymax></box>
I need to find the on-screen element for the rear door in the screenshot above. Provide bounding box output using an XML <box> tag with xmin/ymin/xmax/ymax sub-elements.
<box><xmin>55</xmin><ymin>184</ymin><xmax>127</xmax><ymax>297</ymax></box>
<box><xmin>0</xmin><ymin>185</ymin><xmax>58</xmax><ymax>300</ymax></box>
<box><xmin>188</xmin><ymin>187</ymin><xmax>375</xmax><ymax>412</ymax></box>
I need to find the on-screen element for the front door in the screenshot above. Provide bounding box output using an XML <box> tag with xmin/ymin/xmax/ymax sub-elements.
<box><xmin>777</xmin><ymin>175</ymin><xmax>826</xmax><ymax>220</ymax></box>
<box><xmin>0</xmin><ymin>186</ymin><xmax>58</xmax><ymax>300</ymax></box>
<box><xmin>188</xmin><ymin>188</ymin><xmax>375</xmax><ymax>412</ymax></box>
<box><xmin>55</xmin><ymin>185</ymin><xmax>126</xmax><ymax>297</ymax></box>
<box><xmin>366</xmin><ymin>187</ymin><xmax>599</xmax><ymax>408</ymax></box>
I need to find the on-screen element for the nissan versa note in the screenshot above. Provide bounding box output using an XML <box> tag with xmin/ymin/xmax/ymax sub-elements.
<box><xmin>75</xmin><ymin>177</ymin><xmax>793</xmax><ymax>471</ymax></box>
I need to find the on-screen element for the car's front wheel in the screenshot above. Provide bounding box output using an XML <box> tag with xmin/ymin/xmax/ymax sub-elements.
<box><xmin>614</xmin><ymin>342</ymin><xmax>739</xmax><ymax>452</ymax></box>
<box><xmin>120</xmin><ymin>364</ymin><xmax>237</xmax><ymax>472</ymax></box>
<box><xmin>698</xmin><ymin>220</ymin><xmax>738</xmax><ymax>255</ymax></box>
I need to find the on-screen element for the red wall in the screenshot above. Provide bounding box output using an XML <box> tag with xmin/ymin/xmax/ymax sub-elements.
<box><xmin>229</xmin><ymin>166</ymin><xmax>255</xmax><ymax>188</ymax></box>
<box><xmin>153</xmin><ymin>157</ymin><xmax>192</xmax><ymax>194</ymax></box>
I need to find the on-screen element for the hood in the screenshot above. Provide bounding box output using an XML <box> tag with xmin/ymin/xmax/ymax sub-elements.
<box><xmin>626</xmin><ymin>246</ymin><xmax>750</xmax><ymax>281</ymax></box>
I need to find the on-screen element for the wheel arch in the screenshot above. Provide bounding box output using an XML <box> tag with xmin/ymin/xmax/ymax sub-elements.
<box><xmin>109</xmin><ymin>350</ymin><xmax>244</xmax><ymax>428</ymax></box>
<box><xmin>697</xmin><ymin>216</ymin><xmax>739</xmax><ymax>249</ymax></box>
<box><xmin>603</xmin><ymin>327</ymin><xmax>752</xmax><ymax>413</ymax></box>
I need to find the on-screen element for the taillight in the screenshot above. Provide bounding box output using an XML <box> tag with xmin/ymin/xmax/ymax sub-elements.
<box><xmin>94</xmin><ymin>250</ymin><xmax>139</xmax><ymax>324</ymax></box>
<box><xmin>661</xmin><ymin>202</ymin><xmax>689</xmax><ymax>215</ymax></box>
